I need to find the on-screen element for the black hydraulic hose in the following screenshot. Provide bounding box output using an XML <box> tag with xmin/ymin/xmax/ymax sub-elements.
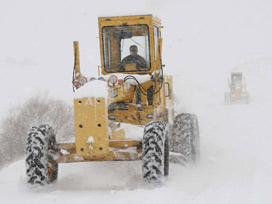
<box><xmin>122</xmin><ymin>41</ymin><xmax>164</xmax><ymax>97</ymax></box>
<box><xmin>124</xmin><ymin>75</ymin><xmax>148</xmax><ymax>96</ymax></box>
<box><xmin>72</xmin><ymin>47</ymin><xmax>77</xmax><ymax>93</ymax></box>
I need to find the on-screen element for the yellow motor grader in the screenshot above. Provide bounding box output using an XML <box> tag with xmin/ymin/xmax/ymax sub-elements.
<box><xmin>225</xmin><ymin>72</ymin><xmax>249</xmax><ymax>104</ymax></box>
<box><xmin>25</xmin><ymin>15</ymin><xmax>200</xmax><ymax>185</ymax></box>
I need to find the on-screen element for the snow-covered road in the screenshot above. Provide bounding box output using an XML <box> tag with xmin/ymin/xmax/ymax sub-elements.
<box><xmin>1</xmin><ymin>61</ymin><xmax>272</xmax><ymax>203</ymax></box>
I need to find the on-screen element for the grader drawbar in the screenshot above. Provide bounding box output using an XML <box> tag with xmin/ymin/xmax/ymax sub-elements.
<box><xmin>25</xmin><ymin>15</ymin><xmax>200</xmax><ymax>185</ymax></box>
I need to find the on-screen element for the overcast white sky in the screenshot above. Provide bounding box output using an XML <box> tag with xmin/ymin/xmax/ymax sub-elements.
<box><xmin>0</xmin><ymin>0</ymin><xmax>272</xmax><ymax>112</ymax></box>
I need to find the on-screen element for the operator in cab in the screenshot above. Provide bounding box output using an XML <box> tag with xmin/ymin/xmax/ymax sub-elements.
<box><xmin>120</xmin><ymin>45</ymin><xmax>147</xmax><ymax>71</ymax></box>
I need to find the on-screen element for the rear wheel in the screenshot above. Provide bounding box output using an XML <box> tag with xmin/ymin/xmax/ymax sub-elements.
<box><xmin>171</xmin><ymin>113</ymin><xmax>200</xmax><ymax>163</ymax></box>
<box><xmin>225</xmin><ymin>92</ymin><xmax>231</xmax><ymax>104</ymax></box>
<box><xmin>25</xmin><ymin>124</ymin><xmax>58</xmax><ymax>185</ymax></box>
<box><xmin>244</xmin><ymin>92</ymin><xmax>250</xmax><ymax>104</ymax></box>
<box><xmin>142</xmin><ymin>121</ymin><xmax>169</xmax><ymax>181</ymax></box>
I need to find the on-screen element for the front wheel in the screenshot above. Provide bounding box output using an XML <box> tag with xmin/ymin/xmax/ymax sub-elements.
<box><xmin>25</xmin><ymin>124</ymin><xmax>58</xmax><ymax>185</ymax></box>
<box><xmin>225</xmin><ymin>92</ymin><xmax>231</xmax><ymax>104</ymax></box>
<box><xmin>142</xmin><ymin>121</ymin><xmax>169</xmax><ymax>182</ymax></box>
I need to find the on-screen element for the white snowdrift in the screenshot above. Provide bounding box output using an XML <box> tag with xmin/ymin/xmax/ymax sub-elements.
<box><xmin>73</xmin><ymin>80</ymin><xmax>108</xmax><ymax>99</ymax></box>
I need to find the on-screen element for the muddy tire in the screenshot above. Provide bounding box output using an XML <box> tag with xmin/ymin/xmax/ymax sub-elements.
<box><xmin>25</xmin><ymin>125</ymin><xmax>58</xmax><ymax>185</ymax></box>
<box><xmin>142</xmin><ymin>121</ymin><xmax>169</xmax><ymax>181</ymax></box>
<box><xmin>171</xmin><ymin>113</ymin><xmax>200</xmax><ymax>163</ymax></box>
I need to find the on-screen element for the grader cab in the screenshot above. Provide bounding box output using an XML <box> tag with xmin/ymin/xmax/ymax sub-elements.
<box><xmin>25</xmin><ymin>15</ymin><xmax>200</xmax><ymax>185</ymax></box>
<box><xmin>225</xmin><ymin>72</ymin><xmax>249</xmax><ymax>104</ymax></box>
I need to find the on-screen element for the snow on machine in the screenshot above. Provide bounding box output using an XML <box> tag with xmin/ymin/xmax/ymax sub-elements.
<box><xmin>225</xmin><ymin>72</ymin><xmax>249</xmax><ymax>104</ymax></box>
<box><xmin>25</xmin><ymin>15</ymin><xmax>200</xmax><ymax>185</ymax></box>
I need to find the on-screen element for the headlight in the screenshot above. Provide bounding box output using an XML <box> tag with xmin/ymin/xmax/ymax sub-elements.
<box><xmin>108</xmin><ymin>115</ymin><xmax>116</xmax><ymax>120</ymax></box>
<box><xmin>117</xmin><ymin>79</ymin><xmax>124</xmax><ymax>85</ymax></box>
<box><xmin>73</xmin><ymin>80</ymin><xmax>80</xmax><ymax>87</ymax></box>
<box><xmin>98</xmin><ymin>77</ymin><xmax>106</xmax><ymax>81</ymax></box>
<box><xmin>109</xmin><ymin>75</ymin><xmax>118</xmax><ymax>85</ymax></box>
<box><xmin>79</xmin><ymin>76</ymin><xmax>88</xmax><ymax>85</ymax></box>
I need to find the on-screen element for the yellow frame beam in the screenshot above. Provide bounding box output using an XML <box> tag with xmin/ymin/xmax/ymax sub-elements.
<box><xmin>58</xmin><ymin>140</ymin><xmax>141</xmax><ymax>151</ymax></box>
<box><xmin>56</xmin><ymin>151</ymin><xmax>140</xmax><ymax>163</ymax></box>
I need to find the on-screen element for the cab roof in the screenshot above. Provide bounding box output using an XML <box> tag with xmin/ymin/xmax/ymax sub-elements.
<box><xmin>98</xmin><ymin>14</ymin><xmax>161</xmax><ymax>26</ymax></box>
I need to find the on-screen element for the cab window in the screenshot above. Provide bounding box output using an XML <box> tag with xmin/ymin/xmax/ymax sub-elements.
<box><xmin>153</xmin><ymin>26</ymin><xmax>159</xmax><ymax>59</ymax></box>
<box><xmin>232</xmin><ymin>74</ymin><xmax>242</xmax><ymax>84</ymax></box>
<box><xmin>102</xmin><ymin>24</ymin><xmax>150</xmax><ymax>73</ymax></box>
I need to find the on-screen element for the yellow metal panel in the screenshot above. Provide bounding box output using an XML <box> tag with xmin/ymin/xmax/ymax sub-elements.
<box><xmin>98</xmin><ymin>15</ymin><xmax>154</xmax><ymax>22</ymax></box>
<box><xmin>57</xmin><ymin>151</ymin><xmax>140</xmax><ymax>163</ymax></box>
<box><xmin>125</xmin><ymin>63</ymin><xmax>137</xmax><ymax>71</ymax></box>
<box><xmin>155</xmin><ymin>37</ymin><xmax>163</xmax><ymax>71</ymax></box>
<box><xmin>108</xmin><ymin>83</ymin><xmax>135</xmax><ymax>104</ymax></box>
<box><xmin>235</xmin><ymin>88</ymin><xmax>242</xmax><ymax>98</ymax></box>
<box><xmin>73</xmin><ymin>41</ymin><xmax>81</xmax><ymax>80</ymax></box>
<box><xmin>158</xmin><ymin>75</ymin><xmax>174</xmax><ymax>121</ymax></box>
<box><xmin>74</xmin><ymin>97</ymin><xmax>109</xmax><ymax>157</ymax></box>
<box><xmin>108</xmin><ymin>104</ymin><xmax>159</xmax><ymax>126</ymax></box>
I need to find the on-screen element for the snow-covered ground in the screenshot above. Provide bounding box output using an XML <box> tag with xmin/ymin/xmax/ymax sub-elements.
<box><xmin>1</xmin><ymin>60</ymin><xmax>272</xmax><ymax>203</ymax></box>
<box><xmin>1</xmin><ymin>0</ymin><xmax>272</xmax><ymax>203</ymax></box>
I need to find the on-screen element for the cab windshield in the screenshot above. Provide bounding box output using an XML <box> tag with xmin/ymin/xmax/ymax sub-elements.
<box><xmin>232</xmin><ymin>74</ymin><xmax>242</xmax><ymax>84</ymax></box>
<box><xmin>102</xmin><ymin>24</ymin><xmax>150</xmax><ymax>73</ymax></box>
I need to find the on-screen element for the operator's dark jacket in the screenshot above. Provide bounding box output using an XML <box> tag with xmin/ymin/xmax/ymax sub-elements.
<box><xmin>120</xmin><ymin>55</ymin><xmax>147</xmax><ymax>71</ymax></box>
